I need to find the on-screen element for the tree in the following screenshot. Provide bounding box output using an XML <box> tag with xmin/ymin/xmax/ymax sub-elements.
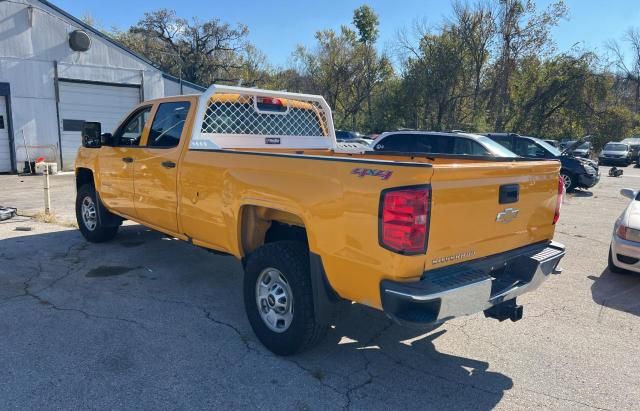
<box><xmin>490</xmin><ymin>0</ymin><xmax>568</xmax><ymax>130</ymax></box>
<box><xmin>291</xmin><ymin>7</ymin><xmax>391</xmax><ymax>130</ymax></box>
<box><xmin>112</xmin><ymin>9</ymin><xmax>252</xmax><ymax>85</ymax></box>
<box><xmin>607</xmin><ymin>28</ymin><xmax>640</xmax><ymax>114</ymax></box>
<box><xmin>451</xmin><ymin>1</ymin><xmax>495</xmax><ymax>121</ymax></box>
<box><xmin>353</xmin><ymin>5</ymin><xmax>379</xmax><ymax>44</ymax></box>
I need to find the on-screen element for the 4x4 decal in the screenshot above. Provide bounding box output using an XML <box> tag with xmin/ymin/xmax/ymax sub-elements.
<box><xmin>351</xmin><ymin>168</ymin><xmax>393</xmax><ymax>180</ymax></box>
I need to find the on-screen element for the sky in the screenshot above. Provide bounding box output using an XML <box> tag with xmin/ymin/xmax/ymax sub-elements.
<box><xmin>52</xmin><ymin>0</ymin><xmax>640</xmax><ymax>68</ymax></box>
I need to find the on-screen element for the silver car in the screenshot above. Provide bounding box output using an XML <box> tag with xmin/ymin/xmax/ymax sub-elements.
<box><xmin>610</xmin><ymin>188</ymin><xmax>640</xmax><ymax>273</ymax></box>
<box><xmin>599</xmin><ymin>142</ymin><xmax>632</xmax><ymax>166</ymax></box>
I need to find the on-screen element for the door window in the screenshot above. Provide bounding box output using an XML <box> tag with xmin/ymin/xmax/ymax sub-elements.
<box><xmin>452</xmin><ymin>137</ymin><xmax>490</xmax><ymax>155</ymax></box>
<box><xmin>147</xmin><ymin>102</ymin><xmax>191</xmax><ymax>148</ymax></box>
<box><xmin>414</xmin><ymin>134</ymin><xmax>452</xmax><ymax>153</ymax></box>
<box><xmin>491</xmin><ymin>135</ymin><xmax>513</xmax><ymax>151</ymax></box>
<box><xmin>112</xmin><ymin>106</ymin><xmax>151</xmax><ymax>147</ymax></box>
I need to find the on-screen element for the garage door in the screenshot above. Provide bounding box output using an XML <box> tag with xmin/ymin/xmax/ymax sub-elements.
<box><xmin>59</xmin><ymin>81</ymin><xmax>140</xmax><ymax>170</ymax></box>
<box><xmin>0</xmin><ymin>96</ymin><xmax>11</xmax><ymax>172</ymax></box>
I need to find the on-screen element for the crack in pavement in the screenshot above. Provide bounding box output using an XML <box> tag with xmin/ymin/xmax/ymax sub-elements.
<box><xmin>201</xmin><ymin>307</ymin><xmax>267</xmax><ymax>357</ymax></box>
<box><xmin>1</xmin><ymin>255</ymin><xmax>145</xmax><ymax>328</ymax></box>
<box><xmin>342</xmin><ymin>319</ymin><xmax>395</xmax><ymax>410</ymax></box>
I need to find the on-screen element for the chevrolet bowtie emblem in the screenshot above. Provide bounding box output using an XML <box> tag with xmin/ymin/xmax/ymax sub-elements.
<box><xmin>496</xmin><ymin>207</ymin><xmax>519</xmax><ymax>223</ymax></box>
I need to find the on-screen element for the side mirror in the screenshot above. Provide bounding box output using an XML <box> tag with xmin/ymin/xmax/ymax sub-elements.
<box><xmin>82</xmin><ymin>122</ymin><xmax>102</xmax><ymax>148</ymax></box>
<box><xmin>620</xmin><ymin>188</ymin><xmax>637</xmax><ymax>200</ymax></box>
<box><xmin>100</xmin><ymin>133</ymin><xmax>113</xmax><ymax>146</ymax></box>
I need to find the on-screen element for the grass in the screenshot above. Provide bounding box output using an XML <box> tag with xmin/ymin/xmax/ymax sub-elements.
<box><xmin>31</xmin><ymin>211</ymin><xmax>78</xmax><ymax>228</ymax></box>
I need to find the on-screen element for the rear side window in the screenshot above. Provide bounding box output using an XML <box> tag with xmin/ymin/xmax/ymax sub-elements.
<box><xmin>374</xmin><ymin>134</ymin><xmax>414</xmax><ymax>151</ymax></box>
<box><xmin>148</xmin><ymin>101</ymin><xmax>191</xmax><ymax>148</ymax></box>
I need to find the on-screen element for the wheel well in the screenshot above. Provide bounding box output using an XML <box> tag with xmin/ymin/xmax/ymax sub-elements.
<box><xmin>76</xmin><ymin>168</ymin><xmax>94</xmax><ymax>189</ymax></box>
<box><xmin>240</xmin><ymin>205</ymin><xmax>308</xmax><ymax>256</ymax></box>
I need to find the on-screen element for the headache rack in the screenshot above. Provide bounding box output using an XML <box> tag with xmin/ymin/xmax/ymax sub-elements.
<box><xmin>189</xmin><ymin>85</ymin><xmax>338</xmax><ymax>151</ymax></box>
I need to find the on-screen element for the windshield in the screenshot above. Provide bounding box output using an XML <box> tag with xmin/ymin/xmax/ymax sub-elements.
<box><xmin>604</xmin><ymin>143</ymin><xmax>628</xmax><ymax>151</ymax></box>
<box><xmin>534</xmin><ymin>138</ymin><xmax>561</xmax><ymax>156</ymax></box>
<box><xmin>576</xmin><ymin>142</ymin><xmax>589</xmax><ymax>149</ymax></box>
<box><xmin>475</xmin><ymin>136</ymin><xmax>519</xmax><ymax>157</ymax></box>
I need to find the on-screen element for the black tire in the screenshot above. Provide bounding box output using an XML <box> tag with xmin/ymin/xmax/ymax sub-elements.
<box><xmin>76</xmin><ymin>184</ymin><xmax>119</xmax><ymax>243</ymax></box>
<box><xmin>560</xmin><ymin>172</ymin><xmax>576</xmax><ymax>192</ymax></box>
<box><xmin>608</xmin><ymin>247</ymin><xmax>626</xmax><ymax>274</ymax></box>
<box><xmin>243</xmin><ymin>241</ymin><xmax>328</xmax><ymax>355</ymax></box>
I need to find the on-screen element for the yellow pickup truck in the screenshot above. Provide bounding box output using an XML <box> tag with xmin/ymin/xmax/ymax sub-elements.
<box><xmin>75</xmin><ymin>85</ymin><xmax>565</xmax><ymax>355</ymax></box>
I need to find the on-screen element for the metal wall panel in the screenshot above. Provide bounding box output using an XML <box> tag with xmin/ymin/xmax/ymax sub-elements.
<box><xmin>58</xmin><ymin>80</ymin><xmax>140</xmax><ymax>170</ymax></box>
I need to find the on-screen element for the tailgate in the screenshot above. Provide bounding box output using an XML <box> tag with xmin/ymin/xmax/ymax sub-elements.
<box><xmin>425</xmin><ymin>160</ymin><xmax>560</xmax><ymax>271</ymax></box>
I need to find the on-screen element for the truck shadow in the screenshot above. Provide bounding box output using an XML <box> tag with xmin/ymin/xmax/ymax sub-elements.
<box><xmin>0</xmin><ymin>222</ymin><xmax>512</xmax><ymax>410</ymax></box>
<box><xmin>311</xmin><ymin>306</ymin><xmax>513</xmax><ymax>409</ymax></box>
<box><xmin>588</xmin><ymin>269</ymin><xmax>640</xmax><ymax>317</ymax></box>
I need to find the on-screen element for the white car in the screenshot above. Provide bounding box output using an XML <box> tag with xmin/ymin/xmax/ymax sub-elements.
<box><xmin>609</xmin><ymin>188</ymin><xmax>640</xmax><ymax>273</ymax></box>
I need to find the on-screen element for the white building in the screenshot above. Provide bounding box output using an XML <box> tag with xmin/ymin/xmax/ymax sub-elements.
<box><xmin>0</xmin><ymin>0</ymin><xmax>204</xmax><ymax>172</ymax></box>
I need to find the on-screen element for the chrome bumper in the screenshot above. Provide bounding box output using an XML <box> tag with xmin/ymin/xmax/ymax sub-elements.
<box><xmin>380</xmin><ymin>241</ymin><xmax>565</xmax><ymax>326</ymax></box>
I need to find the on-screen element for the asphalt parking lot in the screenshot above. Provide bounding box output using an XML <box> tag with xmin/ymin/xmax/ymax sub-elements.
<box><xmin>1</xmin><ymin>167</ymin><xmax>639</xmax><ymax>410</ymax></box>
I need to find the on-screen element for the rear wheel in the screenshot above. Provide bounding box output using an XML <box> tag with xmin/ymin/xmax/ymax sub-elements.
<box><xmin>76</xmin><ymin>184</ymin><xmax>119</xmax><ymax>243</ymax></box>
<box><xmin>243</xmin><ymin>241</ymin><xmax>328</xmax><ymax>355</ymax></box>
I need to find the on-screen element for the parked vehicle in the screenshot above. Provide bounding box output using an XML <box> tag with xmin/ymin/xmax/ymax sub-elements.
<box><xmin>571</xmin><ymin>141</ymin><xmax>593</xmax><ymax>158</ymax></box>
<box><xmin>620</xmin><ymin>137</ymin><xmax>640</xmax><ymax>163</ymax></box>
<box><xmin>371</xmin><ymin>131</ymin><xmax>518</xmax><ymax>157</ymax></box>
<box><xmin>544</xmin><ymin>139</ymin><xmax>560</xmax><ymax>148</ymax></box>
<box><xmin>559</xmin><ymin>140</ymin><xmax>576</xmax><ymax>150</ymax></box>
<box><xmin>599</xmin><ymin>142</ymin><xmax>632</xmax><ymax>166</ymax></box>
<box><xmin>609</xmin><ymin>188</ymin><xmax>640</xmax><ymax>274</ymax></box>
<box><xmin>485</xmin><ymin>133</ymin><xmax>600</xmax><ymax>192</ymax></box>
<box><xmin>76</xmin><ymin>85</ymin><xmax>566</xmax><ymax>355</ymax></box>
<box><xmin>335</xmin><ymin>130</ymin><xmax>371</xmax><ymax>147</ymax></box>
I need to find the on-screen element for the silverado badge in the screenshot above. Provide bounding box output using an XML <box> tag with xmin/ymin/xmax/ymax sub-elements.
<box><xmin>496</xmin><ymin>207</ymin><xmax>519</xmax><ymax>224</ymax></box>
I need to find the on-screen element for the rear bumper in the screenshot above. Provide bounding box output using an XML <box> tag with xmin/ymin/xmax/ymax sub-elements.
<box><xmin>380</xmin><ymin>241</ymin><xmax>565</xmax><ymax>327</ymax></box>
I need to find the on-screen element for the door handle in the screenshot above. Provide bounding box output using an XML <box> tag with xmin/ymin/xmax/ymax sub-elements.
<box><xmin>161</xmin><ymin>161</ymin><xmax>176</xmax><ymax>169</ymax></box>
<box><xmin>122</xmin><ymin>157</ymin><xmax>134</xmax><ymax>163</ymax></box>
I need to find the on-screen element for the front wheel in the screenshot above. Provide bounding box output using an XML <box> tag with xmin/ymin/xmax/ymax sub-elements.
<box><xmin>560</xmin><ymin>172</ymin><xmax>576</xmax><ymax>192</ymax></box>
<box><xmin>243</xmin><ymin>241</ymin><xmax>328</xmax><ymax>355</ymax></box>
<box><xmin>75</xmin><ymin>184</ymin><xmax>119</xmax><ymax>243</ymax></box>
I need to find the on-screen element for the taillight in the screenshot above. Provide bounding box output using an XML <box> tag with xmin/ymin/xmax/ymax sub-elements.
<box><xmin>379</xmin><ymin>186</ymin><xmax>430</xmax><ymax>254</ymax></box>
<box><xmin>553</xmin><ymin>175</ymin><xmax>564</xmax><ymax>224</ymax></box>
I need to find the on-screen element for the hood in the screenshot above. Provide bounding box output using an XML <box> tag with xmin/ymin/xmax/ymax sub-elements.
<box><xmin>561</xmin><ymin>138</ymin><xmax>586</xmax><ymax>155</ymax></box>
<box><xmin>626</xmin><ymin>201</ymin><xmax>640</xmax><ymax>230</ymax></box>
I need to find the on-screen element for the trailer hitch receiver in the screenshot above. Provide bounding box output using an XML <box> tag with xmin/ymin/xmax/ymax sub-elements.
<box><xmin>484</xmin><ymin>299</ymin><xmax>523</xmax><ymax>322</ymax></box>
